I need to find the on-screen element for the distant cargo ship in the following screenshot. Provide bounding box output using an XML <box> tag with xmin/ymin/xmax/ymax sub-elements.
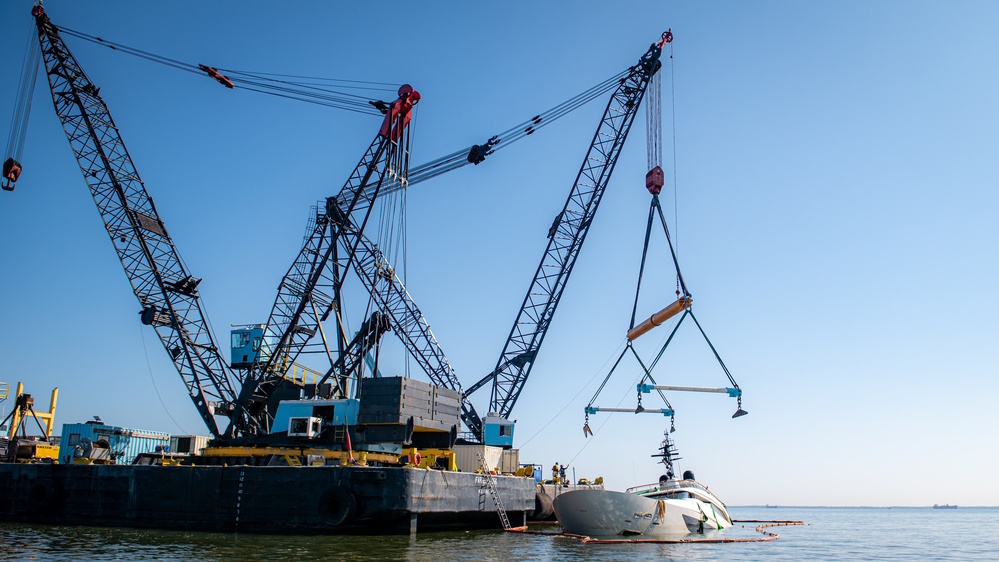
<box><xmin>933</xmin><ymin>504</ymin><xmax>958</xmax><ymax>509</ymax></box>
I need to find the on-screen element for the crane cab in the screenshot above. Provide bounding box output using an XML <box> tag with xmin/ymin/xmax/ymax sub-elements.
<box><xmin>230</xmin><ymin>325</ymin><xmax>269</xmax><ymax>369</ymax></box>
<box><xmin>483</xmin><ymin>413</ymin><xmax>515</xmax><ymax>449</ymax></box>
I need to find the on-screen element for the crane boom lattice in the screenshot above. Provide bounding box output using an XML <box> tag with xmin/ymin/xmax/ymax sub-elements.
<box><xmin>470</xmin><ymin>35</ymin><xmax>671</xmax><ymax>437</ymax></box>
<box><xmin>30</xmin><ymin>6</ymin><xmax>238</xmax><ymax>437</ymax></box>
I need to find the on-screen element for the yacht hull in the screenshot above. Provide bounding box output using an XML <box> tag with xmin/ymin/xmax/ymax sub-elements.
<box><xmin>553</xmin><ymin>487</ymin><xmax>730</xmax><ymax>538</ymax></box>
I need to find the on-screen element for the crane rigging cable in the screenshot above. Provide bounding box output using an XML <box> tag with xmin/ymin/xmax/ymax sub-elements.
<box><xmin>318</xmin><ymin>68</ymin><xmax>628</xmax><ymax>215</ymax></box>
<box><xmin>3</xmin><ymin>18</ymin><xmax>41</xmax><ymax>191</ymax></box>
<box><xmin>401</xmin><ymin>70</ymin><xmax>629</xmax><ymax>188</ymax></box>
<box><xmin>214</xmin><ymin>68</ymin><xmax>398</xmax><ymax>90</ymax></box>
<box><xmin>668</xmin><ymin>40</ymin><xmax>680</xmax><ymax>258</ymax></box>
<box><xmin>583</xmin><ymin>31</ymin><xmax>745</xmax><ymax>428</ymax></box>
<box><xmin>55</xmin><ymin>24</ymin><xmax>623</xmax><ymax>145</ymax></box>
<box><xmin>52</xmin><ymin>24</ymin><xmax>627</xmax><ymax>194</ymax></box>
<box><xmin>585</xmin><ymin>188</ymin><xmax>744</xmax><ymax>421</ymax></box>
<box><xmin>56</xmin><ymin>26</ymin><xmax>385</xmax><ymax>115</ymax></box>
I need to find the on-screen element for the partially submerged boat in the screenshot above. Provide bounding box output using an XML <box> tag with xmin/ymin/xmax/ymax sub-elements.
<box><xmin>553</xmin><ymin>434</ymin><xmax>732</xmax><ymax>538</ymax></box>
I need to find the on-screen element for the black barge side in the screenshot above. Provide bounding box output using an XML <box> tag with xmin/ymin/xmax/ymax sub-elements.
<box><xmin>0</xmin><ymin>463</ymin><xmax>535</xmax><ymax>534</ymax></box>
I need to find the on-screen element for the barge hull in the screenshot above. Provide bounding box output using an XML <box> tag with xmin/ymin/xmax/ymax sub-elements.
<box><xmin>0</xmin><ymin>463</ymin><xmax>535</xmax><ymax>534</ymax></box>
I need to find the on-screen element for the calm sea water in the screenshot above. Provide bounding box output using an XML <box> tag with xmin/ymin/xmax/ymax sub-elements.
<box><xmin>2</xmin><ymin>507</ymin><xmax>997</xmax><ymax>561</ymax></box>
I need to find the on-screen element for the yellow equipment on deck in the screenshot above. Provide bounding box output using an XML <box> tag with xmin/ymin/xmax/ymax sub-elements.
<box><xmin>2</xmin><ymin>382</ymin><xmax>59</xmax><ymax>463</ymax></box>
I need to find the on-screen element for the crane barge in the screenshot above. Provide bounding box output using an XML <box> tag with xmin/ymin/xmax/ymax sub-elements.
<box><xmin>0</xmin><ymin>3</ymin><xmax>686</xmax><ymax>534</ymax></box>
<box><xmin>0</xmin><ymin>4</ymin><xmax>535</xmax><ymax>533</ymax></box>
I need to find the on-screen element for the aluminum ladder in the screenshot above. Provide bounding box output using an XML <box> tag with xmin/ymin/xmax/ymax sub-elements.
<box><xmin>479</xmin><ymin>454</ymin><xmax>511</xmax><ymax>530</ymax></box>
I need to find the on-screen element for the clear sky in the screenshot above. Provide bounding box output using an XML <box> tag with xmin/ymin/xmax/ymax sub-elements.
<box><xmin>1</xmin><ymin>1</ymin><xmax>997</xmax><ymax>507</ymax></box>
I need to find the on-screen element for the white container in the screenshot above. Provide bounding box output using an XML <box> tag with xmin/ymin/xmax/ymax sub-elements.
<box><xmin>169</xmin><ymin>435</ymin><xmax>211</xmax><ymax>455</ymax></box>
<box><xmin>501</xmin><ymin>449</ymin><xmax>520</xmax><ymax>474</ymax></box>
<box><xmin>453</xmin><ymin>444</ymin><xmax>504</xmax><ymax>473</ymax></box>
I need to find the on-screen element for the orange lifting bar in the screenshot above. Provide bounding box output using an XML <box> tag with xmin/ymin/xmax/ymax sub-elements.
<box><xmin>627</xmin><ymin>295</ymin><xmax>691</xmax><ymax>341</ymax></box>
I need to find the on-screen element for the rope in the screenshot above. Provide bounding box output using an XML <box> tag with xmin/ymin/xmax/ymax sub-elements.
<box><xmin>57</xmin><ymin>26</ymin><xmax>384</xmax><ymax>115</ymax></box>
<box><xmin>55</xmin><ymin>24</ymin><xmax>622</xmax><ymax>164</ymax></box>
<box><xmin>5</xmin><ymin>18</ymin><xmax>41</xmax><ymax>164</ymax></box>
<box><xmin>686</xmin><ymin>309</ymin><xmax>740</xmax><ymax>390</ymax></box>
<box><xmin>646</xmin><ymin>67</ymin><xmax>662</xmax><ymax>170</ymax></box>
<box><xmin>54</xmin><ymin>24</ymin><xmax>626</xmax><ymax>198</ymax></box>
<box><xmin>646</xmin><ymin>309</ymin><xmax>689</xmax><ymax>372</ymax></box>
<box><xmin>629</xmin><ymin>203</ymin><xmax>658</xmax><ymax>330</ymax></box>
<box><xmin>518</xmin><ymin>340</ymin><xmax>626</xmax><ymax>448</ymax></box>
<box><xmin>403</xmin><ymin>70</ymin><xmax>628</xmax><ymax>187</ymax></box>
<box><xmin>569</xmin><ymin>358</ymin><xmax>656</xmax><ymax>467</ymax></box>
<box><xmin>138</xmin><ymin>324</ymin><xmax>190</xmax><ymax>435</ymax></box>
<box><xmin>653</xmin><ymin>195</ymin><xmax>689</xmax><ymax>296</ymax></box>
<box><xmin>669</xmin><ymin>40</ymin><xmax>679</xmax><ymax>260</ymax></box>
<box><xmin>630</xmin><ymin>347</ymin><xmax>674</xmax><ymax>413</ymax></box>
<box><xmin>584</xmin><ymin>346</ymin><xmax>631</xmax><ymax>410</ymax></box>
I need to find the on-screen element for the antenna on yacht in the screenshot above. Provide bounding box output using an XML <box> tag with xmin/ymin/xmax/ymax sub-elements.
<box><xmin>653</xmin><ymin>428</ymin><xmax>682</xmax><ymax>480</ymax></box>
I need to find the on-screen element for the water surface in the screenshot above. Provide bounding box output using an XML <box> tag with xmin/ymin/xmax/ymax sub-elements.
<box><xmin>3</xmin><ymin>506</ymin><xmax>996</xmax><ymax>561</ymax></box>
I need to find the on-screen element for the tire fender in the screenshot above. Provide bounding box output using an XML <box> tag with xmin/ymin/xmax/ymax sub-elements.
<box><xmin>318</xmin><ymin>486</ymin><xmax>357</xmax><ymax>527</ymax></box>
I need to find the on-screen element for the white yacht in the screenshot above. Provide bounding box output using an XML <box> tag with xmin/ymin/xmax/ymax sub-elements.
<box><xmin>553</xmin><ymin>434</ymin><xmax>732</xmax><ymax>538</ymax></box>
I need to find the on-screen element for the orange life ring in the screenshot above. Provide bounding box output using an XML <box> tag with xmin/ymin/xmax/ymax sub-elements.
<box><xmin>409</xmin><ymin>452</ymin><xmax>422</xmax><ymax>466</ymax></box>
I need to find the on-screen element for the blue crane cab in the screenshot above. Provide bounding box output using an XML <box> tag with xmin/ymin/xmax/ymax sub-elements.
<box><xmin>483</xmin><ymin>413</ymin><xmax>515</xmax><ymax>448</ymax></box>
<box><xmin>230</xmin><ymin>325</ymin><xmax>270</xmax><ymax>369</ymax></box>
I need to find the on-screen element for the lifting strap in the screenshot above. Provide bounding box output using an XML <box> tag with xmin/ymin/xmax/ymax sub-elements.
<box><xmin>628</xmin><ymin>194</ymin><xmax>690</xmax><ymax>333</ymax></box>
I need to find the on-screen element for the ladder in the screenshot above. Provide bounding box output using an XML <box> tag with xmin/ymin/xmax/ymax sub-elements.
<box><xmin>479</xmin><ymin>454</ymin><xmax>511</xmax><ymax>530</ymax></box>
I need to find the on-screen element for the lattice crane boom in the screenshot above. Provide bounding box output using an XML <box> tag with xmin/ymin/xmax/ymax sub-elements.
<box><xmin>28</xmin><ymin>5</ymin><xmax>239</xmax><ymax>437</ymax></box>
<box><xmin>226</xmin><ymin>86</ymin><xmax>427</xmax><ymax>437</ymax></box>
<box><xmin>231</xmin><ymin>79</ymin><xmax>484</xmax><ymax>437</ymax></box>
<box><xmin>470</xmin><ymin>33</ymin><xmax>673</xmax><ymax>435</ymax></box>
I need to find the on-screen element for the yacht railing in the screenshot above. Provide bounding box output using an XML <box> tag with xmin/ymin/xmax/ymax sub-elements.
<box><xmin>627</xmin><ymin>479</ymin><xmax>712</xmax><ymax>497</ymax></box>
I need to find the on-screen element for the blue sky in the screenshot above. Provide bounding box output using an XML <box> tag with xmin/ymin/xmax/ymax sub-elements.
<box><xmin>2</xmin><ymin>1</ymin><xmax>997</xmax><ymax>507</ymax></box>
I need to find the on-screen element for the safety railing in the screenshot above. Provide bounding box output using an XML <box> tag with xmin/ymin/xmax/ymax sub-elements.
<box><xmin>271</xmin><ymin>357</ymin><xmax>323</xmax><ymax>386</ymax></box>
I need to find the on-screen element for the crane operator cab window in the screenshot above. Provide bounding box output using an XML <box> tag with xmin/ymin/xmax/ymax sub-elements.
<box><xmin>230</xmin><ymin>325</ymin><xmax>266</xmax><ymax>369</ymax></box>
<box><xmin>232</xmin><ymin>332</ymin><xmax>250</xmax><ymax>349</ymax></box>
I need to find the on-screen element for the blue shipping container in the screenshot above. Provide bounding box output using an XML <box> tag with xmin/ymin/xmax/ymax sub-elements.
<box><xmin>59</xmin><ymin>422</ymin><xmax>170</xmax><ymax>465</ymax></box>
